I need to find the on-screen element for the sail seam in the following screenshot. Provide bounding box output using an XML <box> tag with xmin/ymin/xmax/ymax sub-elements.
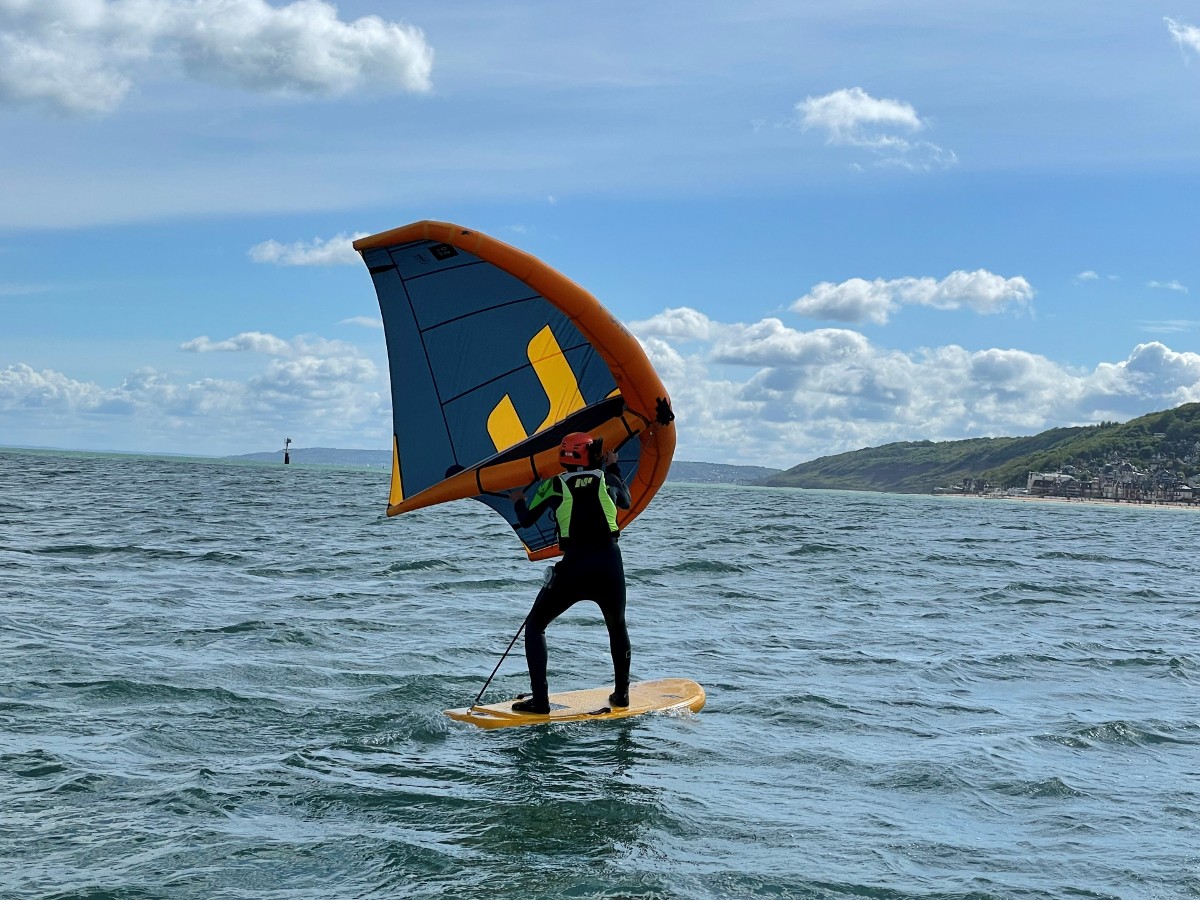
<box><xmin>391</xmin><ymin>246</ymin><xmax>460</xmax><ymax>470</ymax></box>
<box><xmin>416</xmin><ymin>295</ymin><xmax>541</xmax><ymax>334</ymax></box>
<box><xmin>438</xmin><ymin>339</ymin><xmax>592</xmax><ymax>407</ymax></box>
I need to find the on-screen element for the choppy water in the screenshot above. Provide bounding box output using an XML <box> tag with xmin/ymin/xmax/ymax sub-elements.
<box><xmin>2</xmin><ymin>448</ymin><xmax>1198</xmax><ymax>899</ymax></box>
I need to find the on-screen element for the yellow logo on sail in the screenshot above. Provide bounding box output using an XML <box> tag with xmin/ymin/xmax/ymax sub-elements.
<box><xmin>487</xmin><ymin>325</ymin><xmax>586</xmax><ymax>451</ymax></box>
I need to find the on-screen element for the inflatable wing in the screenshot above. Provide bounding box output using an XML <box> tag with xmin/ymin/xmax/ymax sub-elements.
<box><xmin>354</xmin><ymin>221</ymin><xmax>676</xmax><ymax>561</ymax></box>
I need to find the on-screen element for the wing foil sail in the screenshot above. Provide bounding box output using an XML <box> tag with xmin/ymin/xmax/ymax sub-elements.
<box><xmin>354</xmin><ymin>220</ymin><xmax>675</xmax><ymax>560</ymax></box>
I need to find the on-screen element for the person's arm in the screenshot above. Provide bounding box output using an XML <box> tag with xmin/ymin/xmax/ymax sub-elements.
<box><xmin>602</xmin><ymin>451</ymin><xmax>631</xmax><ymax>510</ymax></box>
<box><xmin>511</xmin><ymin>479</ymin><xmax>560</xmax><ymax>528</ymax></box>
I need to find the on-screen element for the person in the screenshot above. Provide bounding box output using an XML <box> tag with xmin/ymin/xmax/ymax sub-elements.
<box><xmin>508</xmin><ymin>431</ymin><xmax>632</xmax><ymax>714</ymax></box>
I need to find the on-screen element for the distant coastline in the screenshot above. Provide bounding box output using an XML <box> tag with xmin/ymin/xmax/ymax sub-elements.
<box><xmin>225</xmin><ymin>448</ymin><xmax>780</xmax><ymax>485</ymax></box>
<box><xmin>942</xmin><ymin>491</ymin><xmax>1199</xmax><ymax>512</ymax></box>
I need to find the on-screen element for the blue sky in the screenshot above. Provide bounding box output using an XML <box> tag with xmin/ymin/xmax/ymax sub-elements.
<box><xmin>2</xmin><ymin>1</ymin><xmax>1200</xmax><ymax>468</ymax></box>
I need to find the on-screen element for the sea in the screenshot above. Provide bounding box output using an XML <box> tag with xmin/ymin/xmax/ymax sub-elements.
<box><xmin>2</xmin><ymin>448</ymin><xmax>1197</xmax><ymax>900</ymax></box>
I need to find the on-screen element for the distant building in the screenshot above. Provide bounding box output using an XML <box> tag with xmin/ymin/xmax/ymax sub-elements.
<box><xmin>1026</xmin><ymin>459</ymin><xmax>1195</xmax><ymax>505</ymax></box>
<box><xmin>1028</xmin><ymin>472</ymin><xmax>1078</xmax><ymax>495</ymax></box>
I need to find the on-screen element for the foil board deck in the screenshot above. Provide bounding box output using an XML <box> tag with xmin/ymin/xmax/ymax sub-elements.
<box><xmin>445</xmin><ymin>677</ymin><xmax>705</xmax><ymax>730</ymax></box>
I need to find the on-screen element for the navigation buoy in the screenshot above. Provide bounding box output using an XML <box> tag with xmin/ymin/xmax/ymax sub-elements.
<box><xmin>283</xmin><ymin>437</ymin><xmax>292</xmax><ymax>465</ymax></box>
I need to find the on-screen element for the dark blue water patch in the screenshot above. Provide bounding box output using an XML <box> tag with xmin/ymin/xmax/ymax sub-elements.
<box><xmin>1035</xmin><ymin>720</ymin><xmax>1198</xmax><ymax>749</ymax></box>
<box><xmin>1167</xmin><ymin>656</ymin><xmax>1198</xmax><ymax>678</ymax></box>
<box><xmin>431</xmin><ymin>577</ymin><xmax>527</xmax><ymax>595</ymax></box>
<box><xmin>815</xmin><ymin>650</ymin><xmax>901</xmax><ymax>668</ymax></box>
<box><xmin>2</xmin><ymin>748</ymin><xmax>69</xmax><ymax>780</ymax></box>
<box><xmin>987</xmin><ymin>776</ymin><xmax>1088</xmax><ymax>799</ymax></box>
<box><xmin>191</xmin><ymin>550</ymin><xmax>248</xmax><ymax>564</ymax></box>
<box><xmin>43</xmin><ymin>771</ymin><xmax>116</xmax><ymax>796</ymax></box>
<box><xmin>977</xmin><ymin>582</ymin><xmax>1092</xmax><ymax>604</ymax></box>
<box><xmin>1124</xmin><ymin>588</ymin><xmax>1167</xmax><ymax>599</ymax></box>
<box><xmin>240</xmin><ymin>623</ymin><xmax>315</xmax><ymax>646</ymax></box>
<box><xmin>919</xmin><ymin>552</ymin><xmax>1010</xmax><ymax>568</ymax></box>
<box><xmin>661</xmin><ymin>559</ymin><xmax>749</xmax><ymax>575</ymax></box>
<box><xmin>1036</xmin><ymin>550</ymin><xmax>1136</xmax><ymax>563</ymax></box>
<box><xmin>785</xmin><ymin>542</ymin><xmax>846</xmax><ymax>556</ymax></box>
<box><xmin>25</xmin><ymin>542</ymin><xmax>249</xmax><ymax>567</ymax></box>
<box><xmin>202</xmin><ymin>620</ymin><xmax>279</xmax><ymax>635</ymax></box>
<box><xmin>375</xmin><ymin>557</ymin><xmax>456</xmax><ymax>575</ymax></box>
<box><xmin>244</xmin><ymin>562</ymin><xmax>360</xmax><ymax>578</ymax></box>
<box><xmin>46</xmin><ymin>678</ymin><xmax>256</xmax><ymax>708</ymax></box>
<box><xmin>884</xmin><ymin>696</ymin><xmax>1002</xmax><ymax>717</ymax></box>
<box><xmin>866</xmin><ymin>760</ymin><xmax>978</xmax><ymax>795</ymax></box>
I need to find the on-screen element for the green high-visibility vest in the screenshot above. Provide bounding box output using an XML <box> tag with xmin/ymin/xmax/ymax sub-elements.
<box><xmin>531</xmin><ymin>469</ymin><xmax>619</xmax><ymax>543</ymax></box>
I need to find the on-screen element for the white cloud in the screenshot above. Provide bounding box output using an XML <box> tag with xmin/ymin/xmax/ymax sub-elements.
<box><xmin>248</xmin><ymin>232</ymin><xmax>367</xmax><ymax>266</ymax></box>
<box><xmin>791</xmin><ymin>278</ymin><xmax>897</xmax><ymax>325</ymax></box>
<box><xmin>629</xmin><ymin>307</ymin><xmax>718</xmax><ymax>341</ymax></box>
<box><xmin>1103</xmin><ymin>341</ymin><xmax>1200</xmax><ymax>398</ymax></box>
<box><xmin>1147</xmin><ymin>279</ymin><xmax>1188</xmax><ymax>293</ymax></box>
<box><xmin>5</xmin><ymin>317</ymin><xmax>1200</xmax><ymax>468</ymax></box>
<box><xmin>181</xmin><ymin>331</ymin><xmax>361</xmax><ymax>357</ymax></box>
<box><xmin>181</xmin><ymin>332</ymin><xmax>292</xmax><ymax>355</ymax></box>
<box><xmin>799</xmin><ymin>86</ymin><xmax>922</xmax><ymax>146</ymax></box>
<box><xmin>0</xmin><ymin>362</ymin><xmax>106</xmax><ymax>411</ymax></box>
<box><xmin>0</xmin><ymin>331</ymin><xmax>386</xmax><ymax>454</ymax></box>
<box><xmin>1166</xmin><ymin>17</ymin><xmax>1200</xmax><ymax>57</ymax></box>
<box><xmin>792</xmin><ymin>270</ymin><xmax>1033</xmax><ymax>325</ymax></box>
<box><xmin>340</xmin><ymin>315</ymin><xmax>383</xmax><ymax>330</ymax></box>
<box><xmin>1074</xmin><ymin>270</ymin><xmax>1119</xmax><ymax>285</ymax></box>
<box><xmin>901</xmin><ymin>270</ymin><xmax>1034</xmax><ymax>314</ymax></box>
<box><xmin>712</xmin><ymin>320</ymin><xmax>870</xmax><ymax>368</ymax></box>
<box><xmin>631</xmin><ymin>307</ymin><xmax>1200</xmax><ymax>468</ymax></box>
<box><xmin>796</xmin><ymin>86</ymin><xmax>956</xmax><ymax>171</ymax></box>
<box><xmin>0</xmin><ymin>0</ymin><xmax>433</xmax><ymax>115</ymax></box>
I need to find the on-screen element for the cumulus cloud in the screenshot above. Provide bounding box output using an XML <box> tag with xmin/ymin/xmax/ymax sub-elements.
<box><xmin>799</xmin><ymin>87</ymin><xmax>922</xmax><ymax>146</ymax></box>
<box><xmin>1147</xmin><ymin>279</ymin><xmax>1188</xmax><ymax>293</ymax></box>
<box><xmin>1166</xmin><ymin>17</ymin><xmax>1200</xmax><ymax>57</ymax></box>
<box><xmin>181</xmin><ymin>331</ymin><xmax>360</xmax><ymax>358</ymax></box>
<box><xmin>0</xmin><ymin>0</ymin><xmax>433</xmax><ymax>115</ymax></box>
<box><xmin>181</xmin><ymin>332</ymin><xmax>292</xmax><ymax>355</ymax></box>
<box><xmin>0</xmin><ymin>331</ymin><xmax>386</xmax><ymax>455</ymax></box>
<box><xmin>796</xmin><ymin>86</ymin><xmax>956</xmax><ymax>171</ymax></box>
<box><xmin>248</xmin><ymin>232</ymin><xmax>368</xmax><ymax>266</ymax></box>
<box><xmin>6</xmin><ymin>317</ymin><xmax>1200</xmax><ymax>467</ymax></box>
<box><xmin>791</xmin><ymin>278</ymin><xmax>898</xmax><ymax>325</ymax></box>
<box><xmin>0</xmin><ymin>362</ymin><xmax>107</xmax><ymax>411</ymax></box>
<box><xmin>792</xmin><ymin>270</ymin><xmax>1033</xmax><ymax>325</ymax></box>
<box><xmin>1105</xmin><ymin>341</ymin><xmax>1200</xmax><ymax>396</ymax></box>
<box><xmin>629</xmin><ymin>307</ymin><xmax>718</xmax><ymax>341</ymax></box>
<box><xmin>629</xmin><ymin>307</ymin><xmax>1200</xmax><ymax>468</ymax></box>
<box><xmin>712</xmin><ymin>320</ymin><xmax>870</xmax><ymax>368</ymax></box>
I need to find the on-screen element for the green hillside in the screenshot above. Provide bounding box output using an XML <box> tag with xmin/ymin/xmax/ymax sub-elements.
<box><xmin>762</xmin><ymin>402</ymin><xmax>1200</xmax><ymax>493</ymax></box>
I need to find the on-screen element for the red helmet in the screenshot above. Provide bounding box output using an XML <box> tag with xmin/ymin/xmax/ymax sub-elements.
<box><xmin>559</xmin><ymin>431</ymin><xmax>594</xmax><ymax>467</ymax></box>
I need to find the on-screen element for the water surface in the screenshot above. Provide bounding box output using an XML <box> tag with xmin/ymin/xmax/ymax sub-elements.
<box><xmin>2</xmin><ymin>449</ymin><xmax>1197</xmax><ymax>898</ymax></box>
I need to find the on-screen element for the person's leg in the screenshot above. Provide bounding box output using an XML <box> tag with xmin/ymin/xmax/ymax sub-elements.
<box><xmin>513</xmin><ymin>565</ymin><xmax>577</xmax><ymax>713</ymax></box>
<box><xmin>594</xmin><ymin>546</ymin><xmax>630</xmax><ymax>705</ymax></box>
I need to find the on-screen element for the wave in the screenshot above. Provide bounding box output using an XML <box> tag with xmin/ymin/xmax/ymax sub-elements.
<box><xmin>1037</xmin><ymin>719</ymin><xmax>1198</xmax><ymax>748</ymax></box>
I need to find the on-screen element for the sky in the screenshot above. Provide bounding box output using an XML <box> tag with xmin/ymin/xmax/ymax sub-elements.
<box><xmin>2</xmin><ymin>0</ymin><xmax>1200</xmax><ymax>469</ymax></box>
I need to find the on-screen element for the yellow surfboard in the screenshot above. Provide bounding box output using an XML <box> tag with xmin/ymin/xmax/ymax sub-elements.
<box><xmin>445</xmin><ymin>677</ymin><xmax>705</xmax><ymax>730</ymax></box>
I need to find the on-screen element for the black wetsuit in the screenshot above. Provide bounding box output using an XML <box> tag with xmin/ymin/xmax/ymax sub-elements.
<box><xmin>513</xmin><ymin>464</ymin><xmax>632</xmax><ymax>708</ymax></box>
